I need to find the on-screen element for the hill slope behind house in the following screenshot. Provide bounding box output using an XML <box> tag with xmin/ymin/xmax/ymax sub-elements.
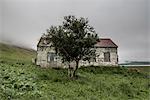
<box><xmin>0</xmin><ymin>43</ymin><xmax>36</xmax><ymax>63</ymax></box>
<box><xmin>0</xmin><ymin>43</ymin><xmax>149</xmax><ymax>100</ymax></box>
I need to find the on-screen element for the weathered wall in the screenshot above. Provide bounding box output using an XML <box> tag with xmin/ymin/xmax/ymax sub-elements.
<box><xmin>37</xmin><ymin>46</ymin><xmax>54</xmax><ymax>67</ymax></box>
<box><xmin>79</xmin><ymin>47</ymin><xmax>118</xmax><ymax>66</ymax></box>
<box><xmin>96</xmin><ymin>47</ymin><xmax>118</xmax><ymax>66</ymax></box>
<box><xmin>36</xmin><ymin>46</ymin><xmax>65</xmax><ymax>68</ymax></box>
<box><xmin>36</xmin><ymin>46</ymin><xmax>118</xmax><ymax>67</ymax></box>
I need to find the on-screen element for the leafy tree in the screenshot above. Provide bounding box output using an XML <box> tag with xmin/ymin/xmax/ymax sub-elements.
<box><xmin>47</xmin><ymin>15</ymin><xmax>99</xmax><ymax>78</ymax></box>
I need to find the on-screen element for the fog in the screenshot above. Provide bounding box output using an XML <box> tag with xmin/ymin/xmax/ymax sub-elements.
<box><xmin>0</xmin><ymin>0</ymin><xmax>149</xmax><ymax>62</ymax></box>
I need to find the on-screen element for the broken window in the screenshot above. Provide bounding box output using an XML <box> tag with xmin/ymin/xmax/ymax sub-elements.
<box><xmin>47</xmin><ymin>52</ymin><xmax>56</xmax><ymax>62</ymax></box>
<box><xmin>104</xmin><ymin>52</ymin><xmax>110</xmax><ymax>62</ymax></box>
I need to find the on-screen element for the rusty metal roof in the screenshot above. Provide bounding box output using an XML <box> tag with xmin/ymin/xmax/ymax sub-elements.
<box><xmin>37</xmin><ymin>36</ymin><xmax>118</xmax><ymax>48</ymax></box>
<box><xmin>95</xmin><ymin>38</ymin><xmax>118</xmax><ymax>48</ymax></box>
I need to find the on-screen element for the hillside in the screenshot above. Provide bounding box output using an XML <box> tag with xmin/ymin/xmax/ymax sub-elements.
<box><xmin>0</xmin><ymin>43</ymin><xmax>149</xmax><ymax>100</ymax></box>
<box><xmin>0</xmin><ymin>43</ymin><xmax>36</xmax><ymax>63</ymax></box>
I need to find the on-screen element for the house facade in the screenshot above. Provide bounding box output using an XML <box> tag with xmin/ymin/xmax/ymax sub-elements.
<box><xmin>36</xmin><ymin>34</ymin><xmax>118</xmax><ymax>68</ymax></box>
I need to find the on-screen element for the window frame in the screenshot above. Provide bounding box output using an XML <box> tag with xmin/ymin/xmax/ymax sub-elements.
<box><xmin>47</xmin><ymin>52</ymin><xmax>56</xmax><ymax>62</ymax></box>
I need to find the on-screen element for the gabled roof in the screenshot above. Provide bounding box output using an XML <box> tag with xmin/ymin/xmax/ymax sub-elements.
<box><xmin>95</xmin><ymin>38</ymin><xmax>118</xmax><ymax>48</ymax></box>
<box><xmin>37</xmin><ymin>36</ymin><xmax>118</xmax><ymax>48</ymax></box>
<box><xmin>37</xmin><ymin>34</ymin><xmax>51</xmax><ymax>47</ymax></box>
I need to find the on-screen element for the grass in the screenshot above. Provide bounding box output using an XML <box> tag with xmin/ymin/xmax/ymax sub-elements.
<box><xmin>127</xmin><ymin>66</ymin><xmax>150</xmax><ymax>74</ymax></box>
<box><xmin>0</xmin><ymin>43</ymin><xmax>150</xmax><ymax>100</ymax></box>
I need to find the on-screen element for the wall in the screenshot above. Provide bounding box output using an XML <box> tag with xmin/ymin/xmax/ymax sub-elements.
<box><xmin>36</xmin><ymin>46</ymin><xmax>54</xmax><ymax>67</ymax></box>
<box><xmin>79</xmin><ymin>47</ymin><xmax>118</xmax><ymax>66</ymax></box>
<box><xmin>36</xmin><ymin>46</ymin><xmax>118</xmax><ymax>67</ymax></box>
<box><xmin>36</xmin><ymin>46</ymin><xmax>65</xmax><ymax>68</ymax></box>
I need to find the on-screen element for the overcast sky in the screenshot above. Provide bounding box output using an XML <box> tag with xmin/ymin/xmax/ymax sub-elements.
<box><xmin>0</xmin><ymin>0</ymin><xmax>149</xmax><ymax>63</ymax></box>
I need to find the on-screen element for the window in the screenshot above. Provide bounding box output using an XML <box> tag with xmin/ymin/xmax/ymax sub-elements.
<box><xmin>47</xmin><ymin>52</ymin><xmax>56</xmax><ymax>62</ymax></box>
<box><xmin>104</xmin><ymin>52</ymin><xmax>110</xmax><ymax>62</ymax></box>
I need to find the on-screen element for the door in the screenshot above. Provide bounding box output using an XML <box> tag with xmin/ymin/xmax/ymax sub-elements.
<box><xmin>104</xmin><ymin>52</ymin><xmax>110</xmax><ymax>62</ymax></box>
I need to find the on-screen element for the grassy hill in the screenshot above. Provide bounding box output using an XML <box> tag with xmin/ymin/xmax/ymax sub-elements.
<box><xmin>0</xmin><ymin>43</ymin><xmax>149</xmax><ymax>100</ymax></box>
<box><xmin>0</xmin><ymin>43</ymin><xmax>36</xmax><ymax>63</ymax></box>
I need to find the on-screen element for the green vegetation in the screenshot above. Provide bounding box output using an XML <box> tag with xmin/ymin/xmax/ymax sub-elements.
<box><xmin>0</xmin><ymin>43</ymin><xmax>149</xmax><ymax>100</ymax></box>
<box><xmin>127</xmin><ymin>66</ymin><xmax>150</xmax><ymax>74</ymax></box>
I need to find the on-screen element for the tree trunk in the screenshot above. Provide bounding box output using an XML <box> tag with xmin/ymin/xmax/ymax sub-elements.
<box><xmin>73</xmin><ymin>60</ymin><xmax>79</xmax><ymax>78</ymax></box>
<box><xmin>68</xmin><ymin>63</ymin><xmax>74</xmax><ymax>78</ymax></box>
<box><xmin>68</xmin><ymin>64</ymin><xmax>71</xmax><ymax>77</ymax></box>
<box><xmin>67</xmin><ymin>63</ymin><xmax>72</xmax><ymax>77</ymax></box>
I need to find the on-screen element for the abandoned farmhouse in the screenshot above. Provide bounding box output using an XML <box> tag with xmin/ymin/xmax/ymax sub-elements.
<box><xmin>36</xmin><ymin>34</ymin><xmax>118</xmax><ymax>68</ymax></box>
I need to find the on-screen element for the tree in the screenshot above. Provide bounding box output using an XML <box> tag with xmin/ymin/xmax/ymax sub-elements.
<box><xmin>47</xmin><ymin>15</ymin><xmax>99</xmax><ymax>78</ymax></box>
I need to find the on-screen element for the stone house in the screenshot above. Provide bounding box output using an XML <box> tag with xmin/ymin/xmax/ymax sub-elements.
<box><xmin>36</xmin><ymin>34</ymin><xmax>118</xmax><ymax>68</ymax></box>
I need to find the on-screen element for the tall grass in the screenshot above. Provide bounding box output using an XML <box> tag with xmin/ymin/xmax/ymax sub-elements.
<box><xmin>0</xmin><ymin>62</ymin><xmax>149</xmax><ymax>100</ymax></box>
<box><xmin>0</xmin><ymin>43</ymin><xmax>149</xmax><ymax>100</ymax></box>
